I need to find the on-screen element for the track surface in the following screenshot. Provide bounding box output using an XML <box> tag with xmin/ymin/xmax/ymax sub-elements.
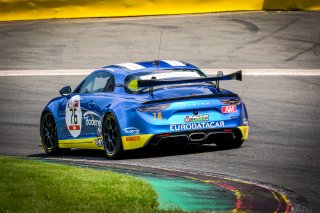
<box><xmin>0</xmin><ymin>11</ymin><xmax>320</xmax><ymax>212</ymax></box>
<box><xmin>1</xmin><ymin>11</ymin><xmax>320</xmax><ymax>69</ymax></box>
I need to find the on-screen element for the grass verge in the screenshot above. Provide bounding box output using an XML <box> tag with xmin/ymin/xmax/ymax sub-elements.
<box><xmin>0</xmin><ymin>156</ymin><xmax>159</xmax><ymax>213</ymax></box>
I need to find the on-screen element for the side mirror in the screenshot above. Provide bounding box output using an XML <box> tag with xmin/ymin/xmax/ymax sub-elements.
<box><xmin>59</xmin><ymin>86</ymin><xmax>72</xmax><ymax>96</ymax></box>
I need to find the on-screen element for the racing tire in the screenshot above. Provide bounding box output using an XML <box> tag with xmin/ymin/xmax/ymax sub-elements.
<box><xmin>40</xmin><ymin>111</ymin><xmax>70</xmax><ymax>155</ymax></box>
<box><xmin>232</xmin><ymin>139</ymin><xmax>244</xmax><ymax>148</ymax></box>
<box><xmin>103</xmin><ymin>113</ymin><xmax>123</xmax><ymax>159</ymax></box>
<box><xmin>215</xmin><ymin>139</ymin><xmax>244</xmax><ymax>149</ymax></box>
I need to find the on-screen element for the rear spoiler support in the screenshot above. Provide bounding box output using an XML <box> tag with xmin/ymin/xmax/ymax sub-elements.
<box><xmin>216</xmin><ymin>71</ymin><xmax>224</xmax><ymax>91</ymax></box>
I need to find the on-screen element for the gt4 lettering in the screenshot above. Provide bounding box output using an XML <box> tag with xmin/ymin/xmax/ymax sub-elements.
<box><xmin>170</xmin><ymin>121</ymin><xmax>224</xmax><ymax>131</ymax></box>
<box><xmin>222</xmin><ymin>105</ymin><xmax>237</xmax><ymax>113</ymax></box>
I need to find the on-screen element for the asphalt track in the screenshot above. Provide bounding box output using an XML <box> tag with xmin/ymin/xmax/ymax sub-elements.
<box><xmin>0</xmin><ymin>11</ymin><xmax>320</xmax><ymax>212</ymax></box>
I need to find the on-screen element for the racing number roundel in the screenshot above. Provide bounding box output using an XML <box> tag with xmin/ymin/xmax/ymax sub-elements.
<box><xmin>66</xmin><ymin>95</ymin><xmax>82</xmax><ymax>137</ymax></box>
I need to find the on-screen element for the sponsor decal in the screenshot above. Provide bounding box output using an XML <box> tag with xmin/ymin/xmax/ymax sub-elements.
<box><xmin>66</xmin><ymin>95</ymin><xmax>82</xmax><ymax>137</ymax></box>
<box><xmin>170</xmin><ymin>121</ymin><xmax>224</xmax><ymax>131</ymax></box>
<box><xmin>94</xmin><ymin>138</ymin><xmax>103</xmax><ymax>147</ymax></box>
<box><xmin>68</xmin><ymin>100</ymin><xmax>79</xmax><ymax>108</ymax></box>
<box><xmin>115</xmin><ymin>62</ymin><xmax>145</xmax><ymax>70</ymax></box>
<box><xmin>123</xmin><ymin>127</ymin><xmax>140</xmax><ymax>135</ymax></box>
<box><xmin>182</xmin><ymin>101</ymin><xmax>211</xmax><ymax>107</ymax></box>
<box><xmin>69</xmin><ymin>125</ymin><xmax>80</xmax><ymax>130</ymax></box>
<box><xmin>162</xmin><ymin>60</ymin><xmax>186</xmax><ymax>67</ymax></box>
<box><xmin>83</xmin><ymin>111</ymin><xmax>102</xmax><ymax>145</ymax></box>
<box><xmin>185</xmin><ymin>114</ymin><xmax>209</xmax><ymax>123</ymax></box>
<box><xmin>125</xmin><ymin>136</ymin><xmax>141</xmax><ymax>141</ymax></box>
<box><xmin>83</xmin><ymin>111</ymin><xmax>101</xmax><ymax>127</ymax></box>
<box><xmin>243</xmin><ymin>118</ymin><xmax>249</xmax><ymax>126</ymax></box>
<box><xmin>222</xmin><ymin>105</ymin><xmax>237</xmax><ymax>114</ymax></box>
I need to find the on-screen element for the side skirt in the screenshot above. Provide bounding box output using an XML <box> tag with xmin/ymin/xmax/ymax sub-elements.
<box><xmin>59</xmin><ymin>137</ymin><xmax>104</xmax><ymax>150</ymax></box>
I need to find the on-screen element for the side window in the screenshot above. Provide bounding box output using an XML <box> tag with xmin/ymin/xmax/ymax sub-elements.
<box><xmin>103</xmin><ymin>75</ymin><xmax>115</xmax><ymax>92</ymax></box>
<box><xmin>79</xmin><ymin>72</ymin><xmax>113</xmax><ymax>94</ymax></box>
<box><xmin>79</xmin><ymin>75</ymin><xmax>95</xmax><ymax>94</ymax></box>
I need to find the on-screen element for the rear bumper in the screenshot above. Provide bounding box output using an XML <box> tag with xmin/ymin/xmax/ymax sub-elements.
<box><xmin>238</xmin><ymin>126</ymin><xmax>249</xmax><ymax>140</ymax></box>
<box><xmin>121</xmin><ymin>126</ymin><xmax>249</xmax><ymax>150</ymax></box>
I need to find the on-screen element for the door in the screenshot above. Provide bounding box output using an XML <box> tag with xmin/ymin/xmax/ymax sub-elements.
<box><xmin>59</xmin><ymin>71</ymin><xmax>114</xmax><ymax>148</ymax></box>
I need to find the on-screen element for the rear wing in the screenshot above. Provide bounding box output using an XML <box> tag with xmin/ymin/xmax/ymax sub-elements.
<box><xmin>138</xmin><ymin>70</ymin><xmax>242</xmax><ymax>87</ymax></box>
<box><xmin>126</xmin><ymin>70</ymin><xmax>242</xmax><ymax>92</ymax></box>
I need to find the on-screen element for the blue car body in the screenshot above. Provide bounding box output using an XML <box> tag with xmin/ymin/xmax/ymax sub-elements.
<box><xmin>40</xmin><ymin>60</ymin><xmax>249</xmax><ymax>157</ymax></box>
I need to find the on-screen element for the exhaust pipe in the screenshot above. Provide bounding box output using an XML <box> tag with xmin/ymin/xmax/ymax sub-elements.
<box><xmin>189</xmin><ymin>132</ymin><xmax>206</xmax><ymax>142</ymax></box>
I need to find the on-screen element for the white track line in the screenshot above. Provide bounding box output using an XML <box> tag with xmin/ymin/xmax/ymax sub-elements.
<box><xmin>0</xmin><ymin>69</ymin><xmax>319</xmax><ymax>76</ymax></box>
<box><xmin>0</xmin><ymin>69</ymin><xmax>92</xmax><ymax>76</ymax></box>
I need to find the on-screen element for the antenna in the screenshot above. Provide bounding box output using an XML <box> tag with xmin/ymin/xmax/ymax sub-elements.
<box><xmin>157</xmin><ymin>30</ymin><xmax>163</xmax><ymax>62</ymax></box>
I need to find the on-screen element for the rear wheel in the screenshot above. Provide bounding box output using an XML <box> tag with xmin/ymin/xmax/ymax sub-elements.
<box><xmin>40</xmin><ymin>111</ymin><xmax>70</xmax><ymax>155</ymax></box>
<box><xmin>103</xmin><ymin>113</ymin><xmax>123</xmax><ymax>159</ymax></box>
<box><xmin>232</xmin><ymin>139</ymin><xmax>244</xmax><ymax>148</ymax></box>
<box><xmin>215</xmin><ymin>139</ymin><xmax>243</xmax><ymax>149</ymax></box>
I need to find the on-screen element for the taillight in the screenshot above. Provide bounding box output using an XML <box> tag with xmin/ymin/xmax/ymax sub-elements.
<box><xmin>220</xmin><ymin>98</ymin><xmax>241</xmax><ymax>105</ymax></box>
<box><xmin>137</xmin><ymin>104</ymin><xmax>170</xmax><ymax>112</ymax></box>
<box><xmin>157</xmin><ymin>133</ymin><xmax>170</xmax><ymax>137</ymax></box>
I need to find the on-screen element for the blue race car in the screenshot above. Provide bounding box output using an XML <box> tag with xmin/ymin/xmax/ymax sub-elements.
<box><xmin>40</xmin><ymin>60</ymin><xmax>249</xmax><ymax>159</ymax></box>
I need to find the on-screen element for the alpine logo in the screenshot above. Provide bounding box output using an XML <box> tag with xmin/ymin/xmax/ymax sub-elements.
<box><xmin>222</xmin><ymin>105</ymin><xmax>237</xmax><ymax>114</ymax></box>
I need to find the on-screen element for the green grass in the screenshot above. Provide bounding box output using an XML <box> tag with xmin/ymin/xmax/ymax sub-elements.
<box><xmin>0</xmin><ymin>156</ymin><xmax>159</xmax><ymax>213</ymax></box>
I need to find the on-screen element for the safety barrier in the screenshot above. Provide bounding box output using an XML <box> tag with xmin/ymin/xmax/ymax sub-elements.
<box><xmin>0</xmin><ymin>0</ymin><xmax>319</xmax><ymax>21</ymax></box>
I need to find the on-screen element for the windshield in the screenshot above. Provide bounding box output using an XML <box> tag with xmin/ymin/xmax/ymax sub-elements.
<box><xmin>124</xmin><ymin>69</ymin><xmax>207</xmax><ymax>93</ymax></box>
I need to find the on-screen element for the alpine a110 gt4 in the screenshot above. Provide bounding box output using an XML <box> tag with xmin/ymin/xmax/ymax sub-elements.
<box><xmin>40</xmin><ymin>60</ymin><xmax>249</xmax><ymax>159</ymax></box>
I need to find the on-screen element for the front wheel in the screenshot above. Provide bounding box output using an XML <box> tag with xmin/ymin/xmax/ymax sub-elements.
<box><xmin>102</xmin><ymin>113</ymin><xmax>123</xmax><ymax>159</ymax></box>
<box><xmin>40</xmin><ymin>111</ymin><xmax>70</xmax><ymax>155</ymax></box>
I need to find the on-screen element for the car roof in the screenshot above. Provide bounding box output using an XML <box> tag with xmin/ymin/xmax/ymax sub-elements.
<box><xmin>92</xmin><ymin>60</ymin><xmax>201</xmax><ymax>85</ymax></box>
<box><xmin>102</xmin><ymin>60</ymin><xmax>199</xmax><ymax>74</ymax></box>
